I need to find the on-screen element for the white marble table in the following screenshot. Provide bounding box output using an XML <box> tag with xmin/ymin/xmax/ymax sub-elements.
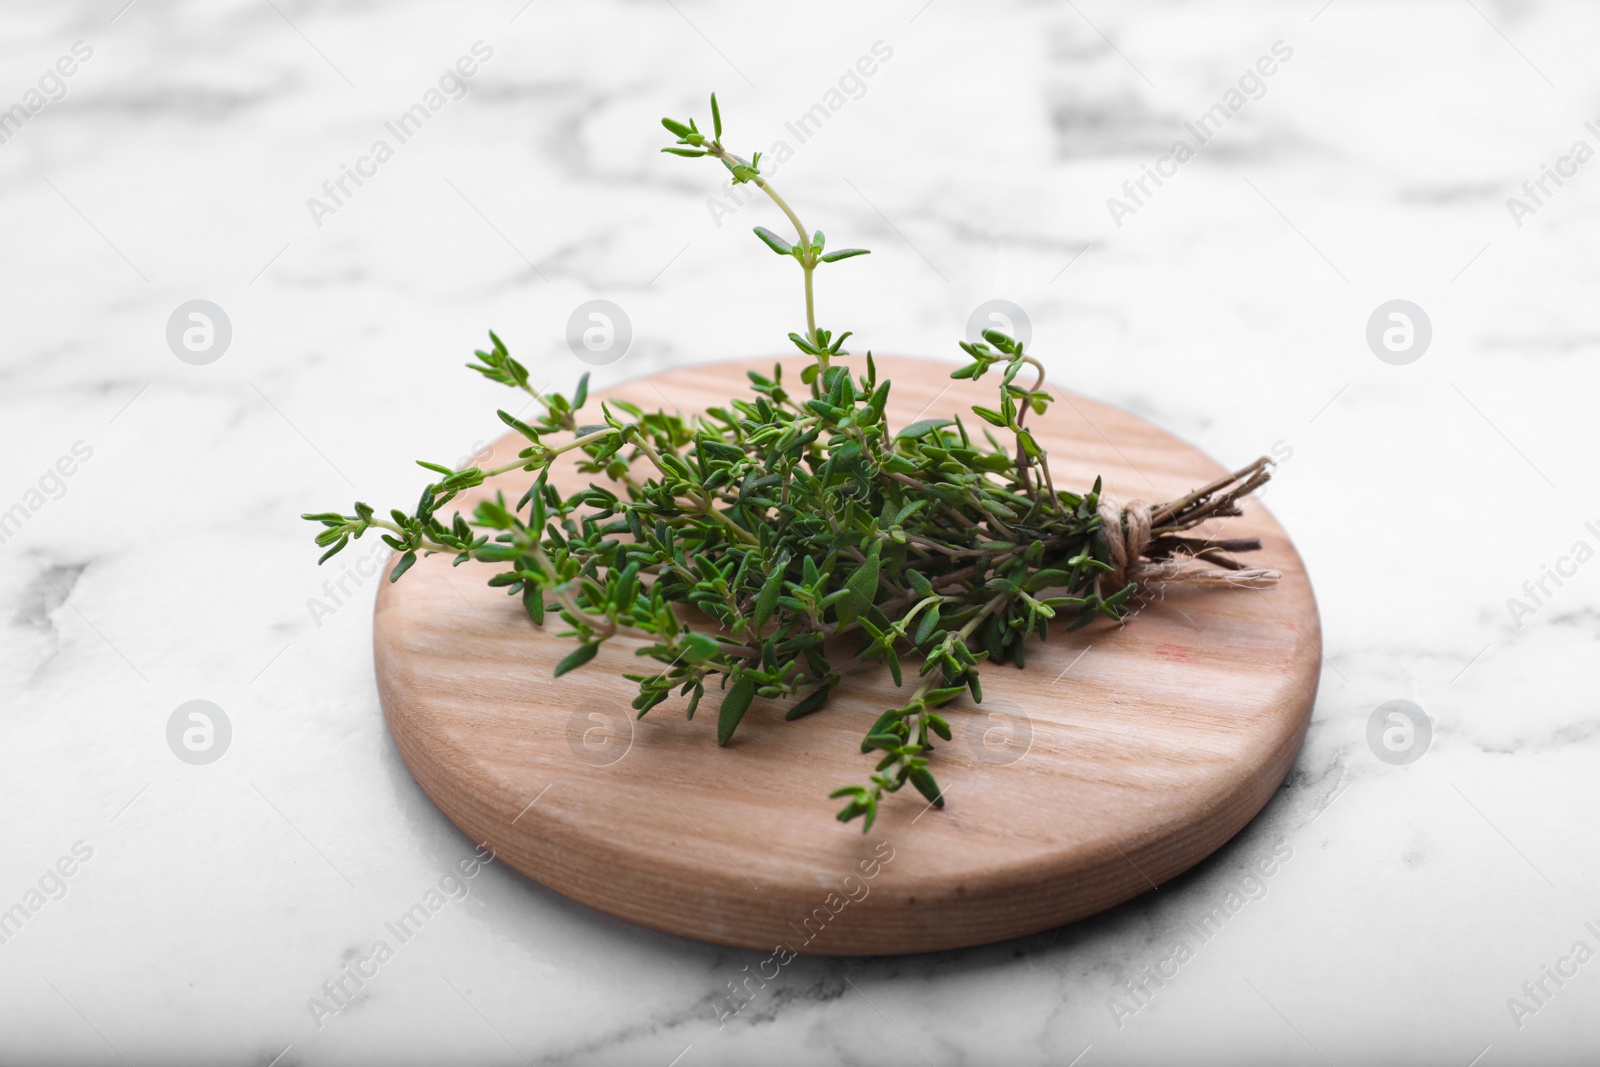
<box><xmin>2</xmin><ymin>0</ymin><xmax>1596</xmax><ymax>1063</ymax></box>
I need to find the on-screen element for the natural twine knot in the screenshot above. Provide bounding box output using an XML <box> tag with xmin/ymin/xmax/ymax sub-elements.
<box><xmin>1099</xmin><ymin>498</ymin><xmax>1153</xmax><ymax>590</ymax></box>
<box><xmin>1097</xmin><ymin>497</ymin><xmax>1281</xmax><ymax>591</ymax></box>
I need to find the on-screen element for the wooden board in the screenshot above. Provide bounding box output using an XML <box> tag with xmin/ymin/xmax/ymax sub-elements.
<box><xmin>374</xmin><ymin>356</ymin><xmax>1320</xmax><ymax>955</ymax></box>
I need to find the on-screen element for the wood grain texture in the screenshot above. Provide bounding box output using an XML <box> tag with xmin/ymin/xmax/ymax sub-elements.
<box><xmin>373</xmin><ymin>356</ymin><xmax>1320</xmax><ymax>955</ymax></box>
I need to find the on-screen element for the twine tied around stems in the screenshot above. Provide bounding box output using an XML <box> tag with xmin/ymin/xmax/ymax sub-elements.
<box><xmin>1097</xmin><ymin>497</ymin><xmax>1281</xmax><ymax>591</ymax></box>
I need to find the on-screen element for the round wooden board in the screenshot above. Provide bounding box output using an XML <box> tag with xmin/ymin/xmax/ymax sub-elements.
<box><xmin>374</xmin><ymin>356</ymin><xmax>1319</xmax><ymax>955</ymax></box>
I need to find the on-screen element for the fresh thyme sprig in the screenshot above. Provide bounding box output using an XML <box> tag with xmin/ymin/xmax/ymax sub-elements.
<box><xmin>305</xmin><ymin>94</ymin><xmax>1279</xmax><ymax>831</ymax></box>
<box><xmin>661</xmin><ymin>97</ymin><xmax>867</xmax><ymax>386</ymax></box>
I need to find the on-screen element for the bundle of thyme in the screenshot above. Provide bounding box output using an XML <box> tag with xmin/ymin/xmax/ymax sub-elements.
<box><xmin>305</xmin><ymin>95</ymin><xmax>1279</xmax><ymax>831</ymax></box>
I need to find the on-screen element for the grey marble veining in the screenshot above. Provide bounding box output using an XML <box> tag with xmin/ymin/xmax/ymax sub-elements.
<box><xmin>2</xmin><ymin>0</ymin><xmax>1598</xmax><ymax>1063</ymax></box>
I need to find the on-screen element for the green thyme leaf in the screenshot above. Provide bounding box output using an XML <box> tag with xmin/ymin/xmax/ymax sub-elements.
<box><xmin>717</xmin><ymin>673</ymin><xmax>757</xmax><ymax>746</ymax></box>
<box><xmin>554</xmin><ymin>641</ymin><xmax>600</xmax><ymax>677</ymax></box>
<box><xmin>752</xmin><ymin>226</ymin><xmax>793</xmax><ymax>256</ymax></box>
<box><xmin>895</xmin><ymin>418</ymin><xmax>954</xmax><ymax>441</ymax></box>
